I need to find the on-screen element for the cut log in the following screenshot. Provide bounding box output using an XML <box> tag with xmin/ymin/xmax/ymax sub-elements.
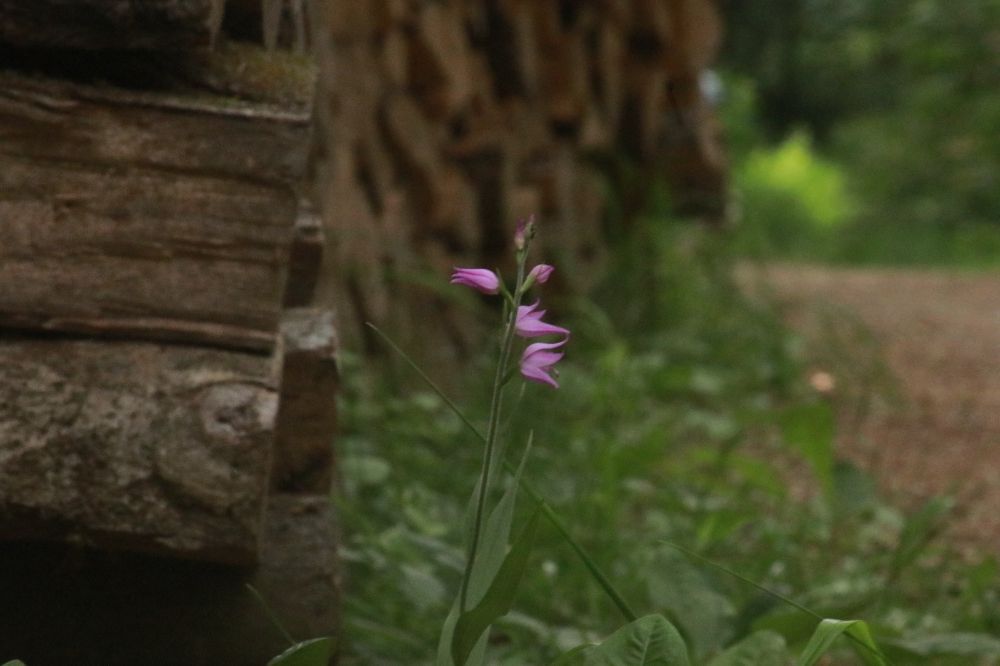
<box><xmin>326</xmin><ymin>0</ymin><xmax>376</xmax><ymax>39</ymax></box>
<box><xmin>283</xmin><ymin>205</ymin><xmax>325</xmax><ymax>308</ymax></box>
<box><xmin>483</xmin><ymin>0</ymin><xmax>539</xmax><ymax>99</ymax></box>
<box><xmin>314</xmin><ymin>143</ymin><xmax>390</xmax><ymax>347</ymax></box>
<box><xmin>272</xmin><ymin>308</ymin><xmax>339</xmax><ymax>493</ymax></box>
<box><xmin>538</xmin><ymin>28</ymin><xmax>591</xmax><ymax>135</ymax></box>
<box><xmin>0</xmin><ymin>73</ymin><xmax>311</xmax><ymax>351</ymax></box>
<box><xmin>427</xmin><ymin>166</ymin><xmax>481</xmax><ymax>250</ymax></box>
<box><xmin>632</xmin><ymin>0</ymin><xmax>673</xmax><ymax>54</ymax></box>
<box><xmin>373</xmin><ymin>0</ymin><xmax>410</xmax><ymax>32</ymax></box>
<box><xmin>381</xmin><ymin>27</ymin><xmax>410</xmax><ymax>89</ymax></box>
<box><xmin>449</xmin><ymin>140</ymin><xmax>517</xmax><ymax>263</ymax></box>
<box><xmin>0</xmin><ymin>494</ymin><xmax>339</xmax><ymax>666</ymax></box>
<box><xmin>620</xmin><ymin>62</ymin><xmax>667</xmax><ymax>160</ymax></box>
<box><xmin>596</xmin><ymin>21</ymin><xmax>625</xmax><ymax>131</ymax></box>
<box><xmin>304</xmin><ymin>0</ymin><xmax>731</xmax><ymax>353</ymax></box>
<box><xmin>667</xmin><ymin>0</ymin><xmax>723</xmax><ymax>75</ymax></box>
<box><xmin>381</xmin><ymin>91</ymin><xmax>444</xmax><ymax>186</ymax></box>
<box><xmin>0</xmin><ymin>0</ymin><xmax>222</xmax><ymax>50</ymax></box>
<box><xmin>0</xmin><ymin>337</ymin><xmax>278</xmax><ymax>565</ymax></box>
<box><xmin>409</xmin><ymin>2</ymin><xmax>473</xmax><ymax>118</ymax></box>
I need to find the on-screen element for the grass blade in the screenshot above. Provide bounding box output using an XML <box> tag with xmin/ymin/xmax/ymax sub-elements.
<box><xmin>267</xmin><ymin>637</ymin><xmax>334</xmax><ymax>666</ymax></box>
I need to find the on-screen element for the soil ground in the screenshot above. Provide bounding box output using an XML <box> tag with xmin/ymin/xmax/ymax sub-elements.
<box><xmin>742</xmin><ymin>263</ymin><xmax>1000</xmax><ymax>551</ymax></box>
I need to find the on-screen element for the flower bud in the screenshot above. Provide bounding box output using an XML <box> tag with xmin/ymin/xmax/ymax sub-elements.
<box><xmin>514</xmin><ymin>215</ymin><xmax>536</xmax><ymax>251</ymax></box>
<box><xmin>450</xmin><ymin>267</ymin><xmax>500</xmax><ymax>294</ymax></box>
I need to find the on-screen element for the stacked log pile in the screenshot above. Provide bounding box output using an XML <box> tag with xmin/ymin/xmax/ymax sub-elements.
<box><xmin>309</xmin><ymin>0</ymin><xmax>727</xmax><ymax>354</ymax></box>
<box><xmin>0</xmin><ymin>3</ymin><xmax>338</xmax><ymax>664</ymax></box>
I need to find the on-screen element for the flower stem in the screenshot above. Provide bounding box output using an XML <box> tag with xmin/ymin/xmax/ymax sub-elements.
<box><xmin>459</xmin><ymin>255</ymin><xmax>526</xmax><ymax>613</ymax></box>
<box><xmin>365</xmin><ymin>322</ymin><xmax>639</xmax><ymax>623</ymax></box>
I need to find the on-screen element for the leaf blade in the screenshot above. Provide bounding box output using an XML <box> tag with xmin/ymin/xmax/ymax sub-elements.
<box><xmin>571</xmin><ymin>615</ymin><xmax>691</xmax><ymax>666</ymax></box>
<box><xmin>797</xmin><ymin>619</ymin><xmax>886</xmax><ymax>666</ymax></box>
<box><xmin>267</xmin><ymin>637</ymin><xmax>334</xmax><ymax>666</ymax></box>
<box><xmin>451</xmin><ymin>510</ymin><xmax>542</xmax><ymax>665</ymax></box>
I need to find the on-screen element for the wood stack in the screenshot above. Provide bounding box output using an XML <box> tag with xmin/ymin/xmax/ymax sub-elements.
<box><xmin>309</xmin><ymin>0</ymin><xmax>727</xmax><ymax>352</ymax></box>
<box><xmin>0</xmin><ymin>5</ymin><xmax>338</xmax><ymax>664</ymax></box>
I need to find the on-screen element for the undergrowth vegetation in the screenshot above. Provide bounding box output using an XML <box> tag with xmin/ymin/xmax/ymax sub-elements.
<box><xmin>337</xmin><ymin>217</ymin><xmax>1000</xmax><ymax>664</ymax></box>
<box><xmin>721</xmin><ymin>0</ymin><xmax>1000</xmax><ymax>268</ymax></box>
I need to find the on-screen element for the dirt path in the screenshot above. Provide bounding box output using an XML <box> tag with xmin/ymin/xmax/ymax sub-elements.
<box><xmin>744</xmin><ymin>263</ymin><xmax>1000</xmax><ymax>549</ymax></box>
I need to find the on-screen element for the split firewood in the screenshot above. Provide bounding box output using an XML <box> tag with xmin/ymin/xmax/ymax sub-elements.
<box><xmin>272</xmin><ymin>308</ymin><xmax>339</xmax><ymax>493</ymax></box>
<box><xmin>0</xmin><ymin>337</ymin><xmax>278</xmax><ymax>565</ymax></box>
<box><xmin>284</xmin><ymin>205</ymin><xmax>326</xmax><ymax>308</ymax></box>
<box><xmin>0</xmin><ymin>74</ymin><xmax>310</xmax><ymax>352</ymax></box>
<box><xmin>0</xmin><ymin>0</ymin><xmax>221</xmax><ymax>49</ymax></box>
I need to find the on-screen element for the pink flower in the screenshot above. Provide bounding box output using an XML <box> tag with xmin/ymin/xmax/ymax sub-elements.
<box><xmin>515</xmin><ymin>301</ymin><xmax>570</xmax><ymax>339</ymax></box>
<box><xmin>450</xmin><ymin>267</ymin><xmax>500</xmax><ymax>294</ymax></box>
<box><xmin>526</xmin><ymin>263</ymin><xmax>554</xmax><ymax>286</ymax></box>
<box><xmin>520</xmin><ymin>339</ymin><xmax>566</xmax><ymax>388</ymax></box>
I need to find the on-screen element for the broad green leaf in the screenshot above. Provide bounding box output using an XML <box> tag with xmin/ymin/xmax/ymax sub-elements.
<box><xmin>752</xmin><ymin>609</ymin><xmax>820</xmax><ymax>645</ymax></box>
<box><xmin>707</xmin><ymin>631</ymin><xmax>787</xmax><ymax>666</ymax></box>
<box><xmin>779</xmin><ymin>403</ymin><xmax>834</xmax><ymax>497</ymax></box>
<box><xmin>2</xmin><ymin>661</ymin><xmax>27</xmax><ymax>666</ymax></box>
<box><xmin>646</xmin><ymin>551</ymin><xmax>735</xmax><ymax>658</ymax></box>
<box><xmin>451</xmin><ymin>510</ymin><xmax>541</xmax><ymax>666</ymax></box>
<box><xmin>884</xmin><ymin>632</ymin><xmax>1000</xmax><ymax>659</ymax></box>
<box><xmin>549</xmin><ymin>645</ymin><xmax>594</xmax><ymax>665</ymax></box>
<box><xmin>267</xmin><ymin>637</ymin><xmax>334</xmax><ymax>666</ymax></box>
<box><xmin>576</xmin><ymin>615</ymin><xmax>691</xmax><ymax>666</ymax></box>
<box><xmin>797</xmin><ymin>619</ymin><xmax>885</xmax><ymax>666</ymax></box>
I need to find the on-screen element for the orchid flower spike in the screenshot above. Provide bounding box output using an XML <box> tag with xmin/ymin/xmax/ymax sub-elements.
<box><xmin>520</xmin><ymin>339</ymin><xmax>566</xmax><ymax>389</ymax></box>
<box><xmin>516</xmin><ymin>301</ymin><xmax>570</xmax><ymax>339</ymax></box>
<box><xmin>450</xmin><ymin>267</ymin><xmax>500</xmax><ymax>295</ymax></box>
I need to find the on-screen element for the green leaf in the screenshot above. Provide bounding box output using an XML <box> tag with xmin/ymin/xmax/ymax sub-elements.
<box><xmin>369</xmin><ymin>322</ymin><xmax>637</xmax><ymax>623</ymax></box>
<box><xmin>435</xmin><ymin>599</ymin><xmax>487</xmax><ymax>666</ymax></box>
<box><xmin>883</xmin><ymin>632</ymin><xmax>1000</xmax><ymax>659</ymax></box>
<box><xmin>549</xmin><ymin>645</ymin><xmax>594</xmax><ymax>665</ymax></box>
<box><xmin>646</xmin><ymin>551</ymin><xmax>735</xmax><ymax>658</ymax></box>
<box><xmin>752</xmin><ymin>602</ymin><xmax>868</xmax><ymax>645</ymax></box>
<box><xmin>779</xmin><ymin>403</ymin><xmax>834</xmax><ymax>497</ymax></box>
<box><xmin>2</xmin><ymin>661</ymin><xmax>27</xmax><ymax>666</ymax></box>
<box><xmin>565</xmin><ymin>615</ymin><xmax>691</xmax><ymax>666</ymax></box>
<box><xmin>451</xmin><ymin>510</ymin><xmax>542</xmax><ymax>666</ymax></box>
<box><xmin>707</xmin><ymin>631</ymin><xmax>787</xmax><ymax>666</ymax></box>
<box><xmin>467</xmin><ymin>441</ymin><xmax>531</xmax><ymax>604</ymax></box>
<box><xmin>832</xmin><ymin>460</ymin><xmax>877</xmax><ymax>517</ymax></box>
<box><xmin>797</xmin><ymin>619</ymin><xmax>885</xmax><ymax>666</ymax></box>
<box><xmin>888</xmin><ymin>496</ymin><xmax>950</xmax><ymax>577</ymax></box>
<box><xmin>267</xmin><ymin>637</ymin><xmax>334</xmax><ymax>666</ymax></box>
<box><xmin>439</xmin><ymin>443</ymin><xmax>532</xmax><ymax>666</ymax></box>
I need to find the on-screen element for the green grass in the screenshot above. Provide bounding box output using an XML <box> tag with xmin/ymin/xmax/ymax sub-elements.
<box><xmin>336</xmin><ymin>219</ymin><xmax>1000</xmax><ymax>664</ymax></box>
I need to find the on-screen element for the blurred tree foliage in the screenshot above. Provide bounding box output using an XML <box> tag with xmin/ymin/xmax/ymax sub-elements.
<box><xmin>719</xmin><ymin>0</ymin><xmax>1000</xmax><ymax>259</ymax></box>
